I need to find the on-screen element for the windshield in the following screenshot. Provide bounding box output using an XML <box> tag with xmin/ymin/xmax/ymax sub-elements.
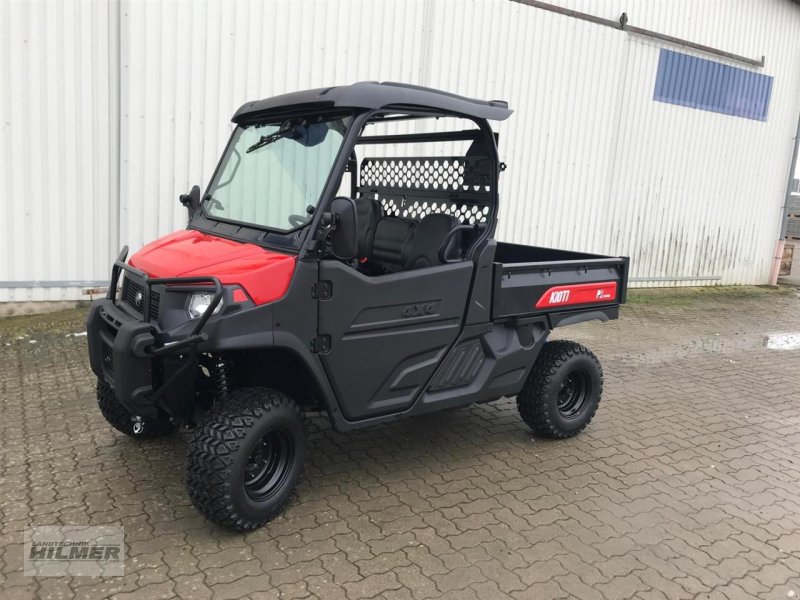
<box><xmin>204</xmin><ymin>113</ymin><xmax>351</xmax><ymax>232</ymax></box>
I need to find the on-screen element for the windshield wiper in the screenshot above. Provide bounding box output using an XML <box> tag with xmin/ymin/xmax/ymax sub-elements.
<box><xmin>246</xmin><ymin>120</ymin><xmax>301</xmax><ymax>153</ymax></box>
<box><xmin>246</xmin><ymin>130</ymin><xmax>291</xmax><ymax>153</ymax></box>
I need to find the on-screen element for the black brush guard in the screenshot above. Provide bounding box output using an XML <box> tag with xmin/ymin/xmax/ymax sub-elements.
<box><xmin>87</xmin><ymin>246</ymin><xmax>223</xmax><ymax>419</ymax></box>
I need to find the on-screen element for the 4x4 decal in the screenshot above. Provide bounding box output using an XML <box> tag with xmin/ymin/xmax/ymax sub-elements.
<box><xmin>401</xmin><ymin>302</ymin><xmax>439</xmax><ymax>318</ymax></box>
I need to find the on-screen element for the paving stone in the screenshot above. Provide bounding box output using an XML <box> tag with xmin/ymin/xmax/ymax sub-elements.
<box><xmin>1</xmin><ymin>287</ymin><xmax>799</xmax><ymax>599</ymax></box>
<box><xmin>172</xmin><ymin>573</ymin><xmax>214</xmax><ymax>600</ymax></box>
<box><xmin>393</xmin><ymin>565</ymin><xmax>438</xmax><ymax>599</ymax></box>
<box><xmin>209</xmin><ymin>575</ymin><xmax>274</xmax><ymax>600</ymax></box>
<box><xmin>517</xmin><ymin>558</ymin><xmax>569</xmax><ymax>586</ymax></box>
<box><xmin>342</xmin><ymin>572</ymin><xmax>402</xmax><ymax>599</ymax></box>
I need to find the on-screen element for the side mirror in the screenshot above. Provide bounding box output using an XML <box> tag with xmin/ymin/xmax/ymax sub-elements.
<box><xmin>179</xmin><ymin>185</ymin><xmax>201</xmax><ymax>220</ymax></box>
<box><xmin>328</xmin><ymin>196</ymin><xmax>358</xmax><ymax>260</ymax></box>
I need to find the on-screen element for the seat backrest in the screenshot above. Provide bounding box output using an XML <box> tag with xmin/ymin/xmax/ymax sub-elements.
<box><xmin>353</xmin><ymin>198</ymin><xmax>463</xmax><ymax>273</ymax></box>
<box><xmin>371</xmin><ymin>217</ymin><xmax>417</xmax><ymax>271</ymax></box>
<box><xmin>404</xmin><ymin>213</ymin><xmax>461</xmax><ymax>270</ymax></box>
<box><xmin>355</xmin><ymin>197</ymin><xmax>382</xmax><ymax>259</ymax></box>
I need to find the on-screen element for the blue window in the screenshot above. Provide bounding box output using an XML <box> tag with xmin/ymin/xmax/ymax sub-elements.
<box><xmin>654</xmin><ymin>49</ymin><xmax>773</xmax><ymax>121</ymax></box>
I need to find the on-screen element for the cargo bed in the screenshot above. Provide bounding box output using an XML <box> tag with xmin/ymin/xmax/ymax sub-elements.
<box><xmin>492</xmin><ymin>242</ymin><xmax>629</xmax><ymax>324</ymax></box>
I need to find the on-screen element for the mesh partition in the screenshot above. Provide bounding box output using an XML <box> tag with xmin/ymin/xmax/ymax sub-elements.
<box><xmin>378</xmin><ymin>198</ymin><xmax>490</xmax><ymax>224</ymax></box>
<box><xmin>359</xmin><ymin>156</ymin><xmax>492</xmax><ymax>225</ymax></box>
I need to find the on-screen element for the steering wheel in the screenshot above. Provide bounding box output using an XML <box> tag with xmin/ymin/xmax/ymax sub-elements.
<box><xmin>288</xmin><ymin>204</ymin><xmax>316</xmax><ymax>229</ymax></box>
<box><xmin>288</xmin><ymin>214</ymin><xmax>309</xmax><ymax>228</ymax></box>
<box><xmin>204</xmin><ymin>196</ymin><xmax>225</xmax><ymax>211</ymax></box>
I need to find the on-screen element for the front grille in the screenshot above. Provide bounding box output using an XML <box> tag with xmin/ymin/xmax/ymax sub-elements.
<box><xmin>120</xmin><ymin>276</ymin><xmax>160</xmax><ymax>322</ymax></box>
<box><xmin>121</xmin><ymin>277</ymin><xmax>144</xmax><ymax>308</ymax></box>
<box><xmin>149</xmin><ymin>292</ymin><xmax>160</xmax><ymax>322</ymax></box>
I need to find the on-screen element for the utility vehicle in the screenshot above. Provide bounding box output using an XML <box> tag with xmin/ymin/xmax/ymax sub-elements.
<box><xmin>87</xmin><ymin>82</ymin><xmax>629</xmax><ymax>532</ymax></box>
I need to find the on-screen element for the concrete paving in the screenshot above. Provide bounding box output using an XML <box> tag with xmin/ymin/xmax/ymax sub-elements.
<box><xmin>1</xmin><ymin>285</ymin><xmax>799</xmax><ymax>599</ymax></box>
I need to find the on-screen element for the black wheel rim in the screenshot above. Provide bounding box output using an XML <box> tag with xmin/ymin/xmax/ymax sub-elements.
<box><xmin>244</xmin><ymin>429</ymin><xmax>294</xmax><ymax>502</ymax></box>
<box><xmin>557</xmin><ymin>369</ymin><xmax>591</xmax><ymax>419</ymax></box>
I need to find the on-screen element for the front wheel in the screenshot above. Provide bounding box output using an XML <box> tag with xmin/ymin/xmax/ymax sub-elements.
<box><xmin>517</xmin><ymin>341</ymin><xmax>603</xmax><ymax>439</ymax></box>
<box><xmin>186</xmin><ymin>387</ymin><xmax>305</xmax><ymax>532</ymax></box>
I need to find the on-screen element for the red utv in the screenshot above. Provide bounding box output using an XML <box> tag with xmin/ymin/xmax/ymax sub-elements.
<box><xmin>87</xmin><ymin>82</ymin><xmax>629</xmax><ymax>531</ymax></box>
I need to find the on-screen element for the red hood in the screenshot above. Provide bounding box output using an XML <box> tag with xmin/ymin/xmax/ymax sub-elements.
<box><xmin>128</xmin><ymin>230</ymin><xmax>296</xmax><ymax>305</ymax></box>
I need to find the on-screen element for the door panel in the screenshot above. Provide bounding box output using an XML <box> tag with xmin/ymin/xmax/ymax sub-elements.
<box><xmin>318</xmin><ymin>260</ymin><xmax>473</xmax><ymax>421</ymax></box>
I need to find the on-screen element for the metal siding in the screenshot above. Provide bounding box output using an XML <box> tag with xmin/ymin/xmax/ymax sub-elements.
<box><xmin>486</xmin><ymin>0</ymin><xmax>800</xmax><ymax>286</ymax></box>
<box><xmin>3</xmin><ymin>0</ymin><xmax>800</xmax><ymax>301</ymax></box>
<box><xmin>1</xmin><ymin>0</ymin><xmax>117</xmax><ymax>302</ymax></box>
<box><xmin>117</xmin><ymin>0</ymin><xmax>433</xmax><ymax>253</ymax></box>
<box><xmin>531</xmin><ymin>0</ymin><xmax>800</xmax><ymax>285</ymax></box>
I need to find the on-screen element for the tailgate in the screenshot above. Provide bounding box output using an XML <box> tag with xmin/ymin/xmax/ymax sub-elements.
<box><xmin>492</xmin><ymin>256</ymin><xmax>629</xmax><ymax>320</ymax></box>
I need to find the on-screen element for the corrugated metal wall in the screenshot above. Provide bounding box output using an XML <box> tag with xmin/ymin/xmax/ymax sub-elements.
<box><xmin>3</xmin><ymin>0</ymin><xmax>800</xmax><ymax>301</ymax></box>
<box><xmin>1</xmin><ymin>0</ymin><xmax>118</xmax><ymax>301</ymax></box>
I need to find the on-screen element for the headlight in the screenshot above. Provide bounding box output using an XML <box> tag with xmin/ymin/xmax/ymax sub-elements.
<box><xmin>187</xmin><ymin>292</ymin><xmax>223</xmax><ymax>319</ymax></box>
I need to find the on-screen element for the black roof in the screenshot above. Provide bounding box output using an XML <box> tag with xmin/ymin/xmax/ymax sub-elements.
<box><xmin>232</xmin><ymin>81</ymin><xmax>513</xmax><ymax>123</ymax></box>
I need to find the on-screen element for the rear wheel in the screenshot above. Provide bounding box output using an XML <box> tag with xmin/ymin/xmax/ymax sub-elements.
<box><xmin>96</xmin><ymin>378</ymin><xmax>176</xmax><ymax>438</ymax></box>
<box><xmin>517</xmin><ymin>341</ymin><xmax>603</xmax><ymax>439</ymax></box>
<box><xmin>186</xmin><ymin>387</ymin><xmax>305</xmax><ymax>532</ymax></box>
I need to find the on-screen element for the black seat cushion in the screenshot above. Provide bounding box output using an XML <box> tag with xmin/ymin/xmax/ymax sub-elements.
<box><xmin>354</xmin><ymin>197</ymin><xmax>382</xmax><ymax>259</ymax></box>
<box><xmin>404</xmin><ymin>214</ymin><xmax>461</xmax><ymax>270</ymax></box>
<box><xmin>371</xmin><ymin>217</ymin><xmax>417</xmax><ymax>271</ymax></box>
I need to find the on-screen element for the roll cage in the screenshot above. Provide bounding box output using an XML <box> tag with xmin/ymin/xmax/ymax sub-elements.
<box><xmin>188</xmin><ymin>82</ymin><xmax>512</xmax><ymax>262</ymax></box>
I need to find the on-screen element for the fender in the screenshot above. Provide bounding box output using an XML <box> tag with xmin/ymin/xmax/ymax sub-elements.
<box><xmin>548</xmin><ymin>307</ymin><xmax>618</xmax><ymax>329</ymax></box>
<box><xmin>271</xmin><ymin>329</ymin><xmax>341</xmax><ymax>422</ymax></box>
<box><xmin>269</xmin><ymin>261</ymin><xmax>344</xmax><ymax>424</ymax></box>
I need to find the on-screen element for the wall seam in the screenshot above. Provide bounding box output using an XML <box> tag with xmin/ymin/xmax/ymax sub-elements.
<box><xmin>109</xmin><ymin>0</ymin><xmax>122</xmax><ymax>258</ymax></box>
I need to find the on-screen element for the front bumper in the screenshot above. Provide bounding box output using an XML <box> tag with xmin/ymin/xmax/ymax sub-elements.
<box><xmin>87</xmin><ymin>247</ymin><xmax>223</xmax><ymax>418</ymax></box>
